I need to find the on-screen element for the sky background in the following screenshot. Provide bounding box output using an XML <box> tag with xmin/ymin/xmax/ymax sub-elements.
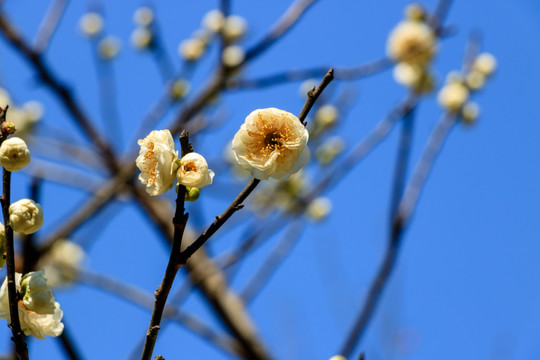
<box><xmin>0</xmin><ymin>0</ymin><xmax>538</xmax><ymax>359</ymax></box>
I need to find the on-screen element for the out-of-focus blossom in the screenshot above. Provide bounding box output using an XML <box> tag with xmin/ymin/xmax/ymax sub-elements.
<box><xmin>387</xmin><ymin>21</ymin><xmax>436</xmax><ymax>65</ymax></box>
<box><xmin>133</xmin><ymin>7</ymin><xmax>154</xmax><ymax>27</ymax></box>
<box><xmin>437</xmin><ymin>82</ymin><xmax>469</xmax><ymax>113</ymax></box>
<box><xmin>9</xmin><ymin>199</ymin><xmax>44</xmax><ymax>235</ymax></box>
<box><xmin>222</xmin><ymin>45</ymin><xmax>245</xmax><ymax>67</ymax></box>
<box><xmin>78</xmin><ymin>12</ymin><xmax>104</xmax><ymax>37</ymax></box>
<box><xmin>178</xmin><ymin>38</ymin><xmax>206</xmax><ymax>61</ymax></box>
<box><xmin>98</xmin><ymin>36</ymin><xmax>122</xmax><ymax>60</ymax></box>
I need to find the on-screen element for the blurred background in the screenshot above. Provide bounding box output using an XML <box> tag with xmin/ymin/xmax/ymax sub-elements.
<box><xmin>0</xmin><ymin>0</ymin><xmax>538</xmax><ymax>359</ymax></box>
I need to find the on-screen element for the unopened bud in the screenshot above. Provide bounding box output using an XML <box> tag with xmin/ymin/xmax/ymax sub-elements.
<box><xmin>185</xmin><ymin>187</ymin><xmax>200</xmax><ymax>202</ymax></box>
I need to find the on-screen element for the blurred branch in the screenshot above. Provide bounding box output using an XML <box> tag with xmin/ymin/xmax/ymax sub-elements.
<box><xmin>227</xmin><ymin>58</ymin><xmax>392</xmax><ymax>90</ymax></box>
<box><xmin>339</xmin><ymin>112</ymin><xmax>457</xmax><ymax>357</ymax></box>
<box><xmin>0</xmin><ymin>12</ymin><xmax>118</xmax><ymax>172</ymax></box>
<box><xmin>244</xmin><ymin>0</ymin><xmax>318</xmax><ymax>62</ymax></box>
<box><xmin>32</xmin><ymin>0</ymin><xmax>69</xmax><ymax>53</ymax></box>
<box><xmin>240</xmin><ymin>220</ymin><xmax>305</xmax><ymax>303</ymax></box>
<box><xmin>77</xmin><ymin>269</ymin><xmax>242</xmax><ymax>358</ymax></box>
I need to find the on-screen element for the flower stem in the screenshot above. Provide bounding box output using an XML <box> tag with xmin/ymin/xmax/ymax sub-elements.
<box><xmin>1</xmin><ymin>168</ymin><xmax>29</xmax><ymax>360</ymax></box>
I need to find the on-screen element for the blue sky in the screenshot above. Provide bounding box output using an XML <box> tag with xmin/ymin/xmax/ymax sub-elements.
<box><xmin>0</xmin><ymin>0</ymin><xmax>538</xmax><ymax>359</ymax></box>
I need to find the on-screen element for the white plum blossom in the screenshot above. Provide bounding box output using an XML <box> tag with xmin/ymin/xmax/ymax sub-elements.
<box><xmin>136</xmin><ymin>130</ymin><xmax>179</xmax><ymax>196</ymax></box>
<box><xmin>39</xmin><ymin>240</ymin><xmax>85</xmax><ymax>287</ymax></box>
<box><xmin>222</xmin><ymin>15</ymin><xmax>247</xmax><ymax>42</ymax></box>
<box><xmin>387</xmin><ymin>21</ymin><xmax>436</xmax><ymax>65</ymax></box>
<box><xmin>176</xmin><ymin>152</ymin><xmax>214</xmax><ymax>189</ymax></box>
<box><xmin>0</xmin><ymin>272</ymin><xmax>63</xmax><ymax>339</ymax></box>
<box><xmin>232</xmin><ymin>108</ymin><xmax>310</xmax><ymax>180</ymax></box>
<box><xmin>222</xmin><ymin>45</ymin><xmax>245</xmax><ymax>67</ymax></box>
<box><xmin>0</xmin><ymin>137</ymin><xmax>31</xmax><ymax>172</ymax></box>
<box><xmin>133</xmin><ymin>7</ymin><xmax>154</xmax><ymax>26</ymax></box>
<box><xmin>78</xmin><ymin>12</ymin><xmax>104</xmax><ymax>37</ymax></box>
<box><xmin>178</xmin><ymin>38</ymin><xmax>206</xmax><ymax>61</ymax></box>
<box><xmin>438</xmin><ymin>82</ymin><xmax>469</xmax><ymax>113</ymax></box>
<box><xmin>9</xmin><ymin>199</ymin><xmax>44</xmax><ymax>235</ymax></box>
<box><xmin>131</xmin><ymin>27</ymin><xmax>153</xmax><ymax>50</ymax></box>
<box><xmin>98</xmin><ymin>36</ymin><xmax>121</xmax><ymax>60</ymax></box>
<box><xmin>472</xmin><ymin>53</ymin><xmax>497</xmax><ymax>76</ymax></box>
<box><xmin>202</xmin><ymin>9</ymin><xmax>225</xmax><ymax>33</ymax></box>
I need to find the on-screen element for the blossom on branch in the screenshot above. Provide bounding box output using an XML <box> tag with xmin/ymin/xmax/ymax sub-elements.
<box><xmin>0</xmin><ymin>137</ymin><xmax>31</xmax><ymax>172</ymax></box>
<box><xmin>176</xmin><ymin>152</ymin><xmax>214</xmax><ymax>189</ymax></box>
<box><xmin>0</xmin><ymin>271</ymin><xmax>63</xmax><ymax>339</ymax></box>
<box><xmin>387</xmin><ymin>21</ymin><xmax>436</xmax><ymax>65</ymax></box>
<box><xmin>9</xmin><ymin>199</ymin><xmax>44</xmax><ymax>235</ymax></box>
<box><xmin>136</xmin><ymin>130</ymin><xmax>179</xmax><ymax>196</ymax></box>
<box><xmin>232</xmin><ymin>108</ymin><xmax>310</xmax><ymax>180</ymax></box>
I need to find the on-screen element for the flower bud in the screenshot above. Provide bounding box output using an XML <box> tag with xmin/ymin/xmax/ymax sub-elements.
<box><xmin>9</xmin><ymin>199</ymin><xmax>44</xmax><ymax>235</ymax></box>
<box><xmin>184</xmin><ymin>187</ymin><xmax>201</xmax><ymax>202</ymax></box>
<box><xmin>1</xmin><ymin>121</ymin><xmax>16</xmax><ymax>136</ymax></box>
<box><xmin>78</xmin><ymin>12</ymin><xmax>103</xmax><ymax>37</ymax></box>
<box><xmin>465</xmin><ymin>71</ymin><xmax>485</xmax><ymax>90</ymax></box>
<box><xmin>472</xmin><ymin>53</ymin><xmax>497</xmax><ymax>77</ymax></box>
<box><xmin>98</xmin><ymin>36</ymin><xmax>121</xmax><ymax>60</ymax></box>
<box><xmin>437</xmin><ymin>82</ymin><xmax>469</xmax><ymax>113</ymax></box>
<box><xmin>461</xmin><ymin>102</ymin><xmax>480</xmax><ymax>125</ymax></box>
<box><xmin>202</xmin><ymin>9</ymin><xmax>225</xmax><ymax>33</ymax></box>
<box><xmin>222</xmin><ymin>45</ymin><xmax>245</xmax><ymax>67</ymax></box>
<box><xmin>133</xmin><ymin>7</ymin><xmax>154</xmax><ymax>26</ymax></box>
<box><xmin>405</xmin><ymin>3</ymin><xmax>426</xmax><ymax>21</ymax></box>
<box><xmin>21</xmin><ymin>270</ymin><xmax>55</xmax><ymax>315</ymax></box>
<box><xmin>222</xmin><ymin>15</ymin><xmax>247</xmax><ymax>42</ymax></box>
<box><xmin>306</xmin><ymin>197</ymin><xmax>332</xmax><ymax>222</ymax></box>
<box><xmin>178</xmin><ymin>38</ymin><xmax>206</xmax><ymax>61</ymax></box>
<box><xmin>315</xmin><ymin>105</ymin><xmax>339</xmax><ymax>129</ymax></box>
<box><xmin>169</xmin><ymin>79</ymin><xmax>191</xmax><ymax>100</ymax></box>
<box><xmin>0</xmin><ymin>137</ymin><xmax>30</xmax><ymax>172</ymax></box>
<box><xmin>176</xmin><ymin>153</ymin><xmax>214</xmax><ymax>189</ymax></box>
<box><xmin>131</xmin><ymin>27</ymin><xmax>153</xmax><ymax>50</ymax></box>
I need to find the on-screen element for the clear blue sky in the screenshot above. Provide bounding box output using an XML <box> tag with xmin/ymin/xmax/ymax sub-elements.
<box><xmin>0</xmin><ymin>0</ymin><xmax>538</xmax><ymax>359</ymax></box>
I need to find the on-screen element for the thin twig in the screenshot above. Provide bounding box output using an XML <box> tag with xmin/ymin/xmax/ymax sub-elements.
<box><xmin>1</xmin><ymin>169</ymin><xmax>28</xmax><ymax>360</ymax></box>
<box><xmin>227</xmin><ymin>58</ymin><xmax>392</xmax><ymax>90</ymax></box>
<box><xmin>0</xmin><ymin>13</ymin><xmax>118</xmax><ymax>172</ymax></box>
<box><xmin>240</xmin><ymin>221</ymin><xmax>305</xmax><ymax>303</ymax></box>
<box><xmin>77</xmin><ymin>269</ymin><xmax>242</xmax><ymax>358</ymax></box>
<box><xmin>339</xmin><ymin>113</ymin><xmax>457</xmax><ymax>357</ymax></box>
<box><xmin>32</xmin><ymin>0</ymin><xmax>69</xmax><ymax>53</ymax></box>
<box><xmin>140</xmin><ymin>182</ymin><xmax>189</xmax><ymax>360</ymax></box>
<box><xmin>244</xmin><ymin>0</ymin><xmax>318</xmax><ymax>62</ymax></box>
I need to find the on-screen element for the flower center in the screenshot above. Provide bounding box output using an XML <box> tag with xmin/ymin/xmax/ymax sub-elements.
<box><xmin>183</xmin><ymin>161</ymin><xmax>197</xmax><ymax>174</ymax></box>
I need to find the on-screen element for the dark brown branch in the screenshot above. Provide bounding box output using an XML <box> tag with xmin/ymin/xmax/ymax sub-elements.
<box><xmin>244</xmin><ymin>0</ymin><xmax>318</xmax><ymax>62</ymax></box>
<box><xmin>140</xmin><ymin>182</ymin><xmax>189</xmax><ymax>360</ymax></box>
<box><xmin>1</xmin><ymin>168</ymin><xmax>28</xmax><ymax>360</ymax></box>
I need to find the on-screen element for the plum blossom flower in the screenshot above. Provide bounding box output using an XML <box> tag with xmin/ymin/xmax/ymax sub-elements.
<box><xmin>0</xmin><ymin>271</ymin><xmax>63</xmax><ymax>339</ymax></box>
<box><xmin>136</xmin><ymin>130</ymin><xmax>179</xmax><ymax>196</ymax></box>
<box><xmin>387</xmin><ymin>21</ymin><xmax>436</xmax><ymax>65</ymax></box>
<box><xmin>39</xmin><ymin>240</ymin><xmax>85</xmax><ymax>287</ymax></box>
<box><xmin>9</xmin><ymin>199</ymin><xmax>44</xmax><ymax>235</ymax></box>
<box><xmin>0</xmin><ymin>137</ymin><xmax>31</xmax><ymax>172</ymax></box>
<box><xmin>232</xmin><ymin>108</ymin><xmax>310</xmax><ymax>180</ymax></box>
<box><xmin>437</xmin><ymin>82</ymin><xmax>469</xmax><ymax>113</ymax></box>
<box><xmin>176</xmin><ymin>152</ymin><xmax>214</xmax><ymax>189</ymax></box>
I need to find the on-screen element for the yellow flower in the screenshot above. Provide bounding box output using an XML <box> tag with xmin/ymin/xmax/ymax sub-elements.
<box><xmin>232</xmin><ymin>108</ymin><xmax>310</xmax><ymax>180</ymax></box>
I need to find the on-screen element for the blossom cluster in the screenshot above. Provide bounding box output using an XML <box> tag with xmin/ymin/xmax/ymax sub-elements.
<box><xmin>136</xmin><ymin>129</ymin><xmax>215</xmax><ymax>197</ymax></box>
<box><xmin>387</xmin><ymin>4</ymin><xmax>437</xmax><ymax>93</ymax></box>
<box><xmin>137</xmin><ymin>108</ymin><xmax>311</xmax><ymax>199</ymax></box>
